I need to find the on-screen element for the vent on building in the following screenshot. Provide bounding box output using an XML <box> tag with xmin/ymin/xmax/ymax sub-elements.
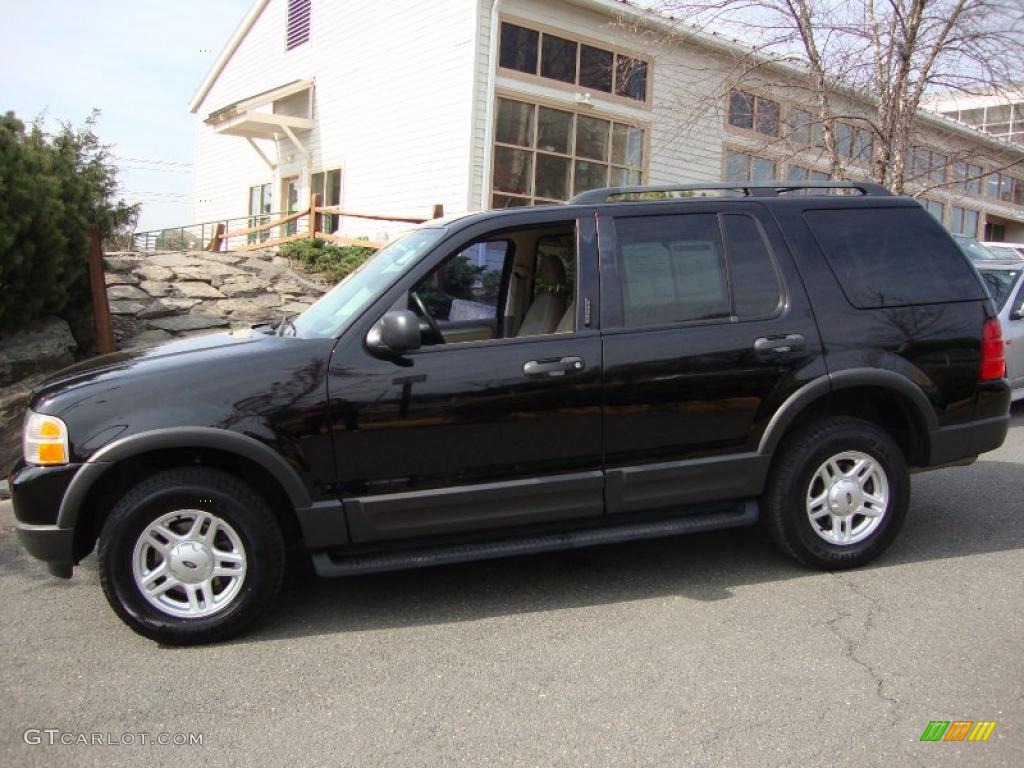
<box><xmin>286</xmin><ymin>0</ymin><xmax>311</xmax><ymax>50</ymax></box>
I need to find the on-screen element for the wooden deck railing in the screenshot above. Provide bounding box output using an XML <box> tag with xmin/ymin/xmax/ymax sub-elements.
<box><xmin>205</xmin><ymin>197</ymin><xmax>444</xmax><ymax>253</ymax></box>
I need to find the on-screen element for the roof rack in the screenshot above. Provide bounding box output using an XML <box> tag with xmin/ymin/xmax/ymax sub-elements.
<box><xmin>568</xmin><ymin>181</ymin><xmax>892</xmax><ymax>205</ymax></box>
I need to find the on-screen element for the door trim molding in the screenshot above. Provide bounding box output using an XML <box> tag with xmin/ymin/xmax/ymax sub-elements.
<box><xmin>344</xmin><ymin>470</ymin><xmax>605</xmax><ymax>543</ymax></box>
<box><xmin>605</xmin><ymin>453</ymin><xmax>768</xmax><ymax>515</ymax></box>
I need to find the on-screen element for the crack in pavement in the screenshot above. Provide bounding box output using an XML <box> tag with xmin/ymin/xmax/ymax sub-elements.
<box><xmin>823</xmin><ymin>573</ymin><xmax>902</xmax><ymax>724</ymax></box>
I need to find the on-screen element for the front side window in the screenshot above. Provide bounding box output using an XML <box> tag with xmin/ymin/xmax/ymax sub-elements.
<box><xmin>413</xmin><ymin>242</ymin><xmax>509</xmax><ymax>325</ymax></box>
<box><xmin>492</xmin><ymin>97</ymin><xmax>645</xmax><ymax>207</ymax></box>
<box><xmin>409</xmin><ymin>224</ymin><xmax>578</xmax><ymax>345</ymax></box>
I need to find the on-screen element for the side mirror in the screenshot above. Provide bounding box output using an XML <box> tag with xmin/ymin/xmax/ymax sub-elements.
<box><xmin>366</xmin><ymin>310</ymin><xmax>422</xmax><ymax>356</ymax></box>
<box><xmin>1012</xmin><ymin>301</ymin><xmax>1024</xmax><ymax>321</ymax></box>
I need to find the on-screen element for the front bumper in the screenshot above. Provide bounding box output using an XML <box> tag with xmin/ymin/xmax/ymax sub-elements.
<box><xmin>9</xmin><ymin>462</ymin><xmax>82</xmax><ymax>574</ymax></box>
<box><xmin>15</xmin><ymin>524</ymin><xmax>75</xmax><ymax>576</ymax></box>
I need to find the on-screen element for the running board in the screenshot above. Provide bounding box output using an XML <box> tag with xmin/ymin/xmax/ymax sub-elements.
<box><xmin>312</xmin><ymin>501</ymin><xmax>758</xmax><ymax>577</ymax></box>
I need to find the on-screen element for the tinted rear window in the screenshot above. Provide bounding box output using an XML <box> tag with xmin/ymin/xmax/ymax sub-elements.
<box><xmin>804</xmin><ymin>207</ymin><xmax>984</xmax><ymax>308</ymax></box>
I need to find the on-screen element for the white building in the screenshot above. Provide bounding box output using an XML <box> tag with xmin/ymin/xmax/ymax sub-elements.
<box><xmin>190</xmin><ymin>0</ymin><xmax>1024</xmax><ymax>242</ymax></box>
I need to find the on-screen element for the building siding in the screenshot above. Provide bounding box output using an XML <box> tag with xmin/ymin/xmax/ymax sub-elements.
<box><xmin>193</xmin><ymin>0</ymin><xmax>1024</xmax><ymax>240</ymax></box>
<box><xmin>193</xmin><ymin>0</ymin><xmax>479</xmax><ymax>235</ymax></box>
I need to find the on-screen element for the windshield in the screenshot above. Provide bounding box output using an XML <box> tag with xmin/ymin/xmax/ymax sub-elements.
<box><xmin>979</xmin><ymin>269</ymin><xmax>1022</xmax><ymax>311</ymax></box>
<box><xmin>954</xmin><ymin>235</ymin><xmax>999</xmax><ymax>261</ymax></box>
<box><xmin>292</xmin><ymin>228</ymin><xmax>445</xmax><ymax>338</ymax></box>
<box><xmin>986</xmin><ymin>245</ymin><xmax>1022</xmax><ymax>261</ymax></box>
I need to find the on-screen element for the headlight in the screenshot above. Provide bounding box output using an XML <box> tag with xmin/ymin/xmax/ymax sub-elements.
<box><xmin>23</xmin><ymin>412</ymin><xmax>70</xmax><ymax>466</ymax></box>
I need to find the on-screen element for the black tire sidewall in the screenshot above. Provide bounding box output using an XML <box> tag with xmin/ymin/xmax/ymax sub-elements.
<box><xmin>99</xmin><ymin>471</ymin><xmax>283</xmax><ymax>644</ymax></box>
<box><xmin>774</xmin><ymin>421</ymin><xmax>909</xmax><ymax>569</ymax></box>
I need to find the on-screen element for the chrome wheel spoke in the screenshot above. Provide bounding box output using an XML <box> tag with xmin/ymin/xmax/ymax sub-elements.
<box><xmin>187</xmin><ymin>513</ymin><xmax>211</xmax><ymax>541</ymax></box>
<box><xmin>857</xmin><ymin>501</ymin><xmax>883</xmax><ymax>518</ymax></box>
<box><xmin>848</xmin><ymin>458</ymin><xmax>871</xmax><ymax>482</ymax></box>
<box><xmin>185</xmin><ymin>585</ymin><xmax>201</xmax><ymax>612</ymax></box>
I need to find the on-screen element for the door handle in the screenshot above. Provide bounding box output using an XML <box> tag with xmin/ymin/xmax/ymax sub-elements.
<box><xmin>523</xmin><ymin>356</ymin><xmax>586</xmax><ymax>378</ymax></box>
<box><xmin>754</xmin><ymin>334</ymin><xmax>806</xmax><ymax>355</ymax></box>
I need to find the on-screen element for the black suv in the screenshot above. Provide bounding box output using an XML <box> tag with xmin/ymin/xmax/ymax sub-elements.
<box><xmin>10</xmin><ymin>182</ymin><xmax>1011</xmax><ymax>643</ymax></box>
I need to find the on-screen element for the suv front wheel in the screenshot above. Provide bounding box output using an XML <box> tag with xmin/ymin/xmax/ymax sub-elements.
<box><xmin>98</xmin><ymin>467</ymin><xmax>285</xmax><ymax>644</ymax></box>
<box><xmin>764</xmin><ymin>416</ymin><xmax>909</xmax><ymax>569</ymax></box>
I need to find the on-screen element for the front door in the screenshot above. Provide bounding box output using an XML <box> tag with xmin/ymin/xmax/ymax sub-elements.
<box><xmin>598</xmin><ymin>202</ymin><xmax>824</xmax><ymax>515</ymax></box>
<box><xmin>328</xmin><ymin>213</ymin><xmax>604</xmax><ymax>543</ymax></box>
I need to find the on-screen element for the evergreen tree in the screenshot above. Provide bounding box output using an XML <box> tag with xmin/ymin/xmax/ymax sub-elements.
<box><xmin>0</xmin><ymin>110</ymin><xmax>138</xmax><ymax>335</ymax></box>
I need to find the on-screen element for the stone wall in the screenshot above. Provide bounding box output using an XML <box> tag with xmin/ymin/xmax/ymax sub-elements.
<box><xmin>103</xmin><ymin>250</ymin><xmax>326</xmax><ymax>348</ymax></box>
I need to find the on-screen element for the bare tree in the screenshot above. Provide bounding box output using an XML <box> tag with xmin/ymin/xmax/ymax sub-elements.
<box><xmin>624</xmin><ymin>0</ymin><xmax>1023</xmax><ymax>193</ymax></box>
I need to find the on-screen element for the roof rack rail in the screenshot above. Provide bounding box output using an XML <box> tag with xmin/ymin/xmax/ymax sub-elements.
<box><xmin>568</xmin><ymin>181</ymin><xmax>892</xmax><ymax>205</ymax></box>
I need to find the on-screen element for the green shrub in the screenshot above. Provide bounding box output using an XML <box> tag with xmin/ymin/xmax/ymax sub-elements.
<box><xmin>278</xmin><ymin>238</ymin><xmax>376</xmax><ymax>282</ymax></box>
<box><xmin>0</xmin><ymin>110</ymin><xmax>137</xmax><ymax>336</ymax></box>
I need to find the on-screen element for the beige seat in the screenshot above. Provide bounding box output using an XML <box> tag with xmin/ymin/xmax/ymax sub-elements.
<box><xmin>555</xmin><ymin>301</ymin><xmax>575</xmax><ymax>333</ymax></box>
<box><xmin>517</xmin><ymin>255</ymin><xmax>568</xmax><ymax>337</ymax></box>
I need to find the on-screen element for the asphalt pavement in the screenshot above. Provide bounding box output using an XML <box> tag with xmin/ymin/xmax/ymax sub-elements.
<box><xmin>2</xmin><ymin>405</ymin><xmax>1022</xmax><ymax>767</ymax></box>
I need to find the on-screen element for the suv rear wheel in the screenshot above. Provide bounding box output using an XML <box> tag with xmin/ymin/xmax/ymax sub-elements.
<box><xmin>764</xmin><ymin>416</ymin><xmax>909</xmax><ymax>569</ymax></box>
<box><xmin>98</xmin><ymin>467</ymin><xmax>285</xmax><ymax>644</ymax></box>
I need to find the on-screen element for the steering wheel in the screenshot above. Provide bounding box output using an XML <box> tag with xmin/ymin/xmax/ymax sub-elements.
<box><xmin>410</xmin><ymin>290</ymin><xmax>445</xmax><ymax>345</ymax></box>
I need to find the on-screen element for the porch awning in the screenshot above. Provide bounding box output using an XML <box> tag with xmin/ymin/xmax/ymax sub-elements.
<box><xmin>212</xmin><ymin>110</ymin><xmax>313</xmax><ymax>140</ymax></box>
<box><xmin>205</xmin><ymin>79</ymin><xmax>314</xmax><ymax>160</ymax></box>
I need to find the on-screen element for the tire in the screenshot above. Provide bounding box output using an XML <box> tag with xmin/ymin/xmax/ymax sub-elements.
<box><xmin>764</xmin><ymin>416</ymin><xmax>909</xmax><ymax>570</ymax></box>
<box><xmin>98</xmin><ymin>467</ymin><xmax>285</xmax><ymax>644</ymax></box>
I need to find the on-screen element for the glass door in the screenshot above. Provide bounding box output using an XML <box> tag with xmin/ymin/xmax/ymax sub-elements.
<box><xmin>247</xmin><ymin>183</ymin><xmax>273</xmax><ymax>244</ymax></box>
<box><xmin>282</xmin><ymin>176</ymin><xmax>300</xmax><ymax>236</ymax></box>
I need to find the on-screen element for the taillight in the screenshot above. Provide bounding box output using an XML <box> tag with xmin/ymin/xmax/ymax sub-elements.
<box><xmin>979</xmin><ymin>317</ymin><xmax>1006</xmax><ymax>381</ymax></box>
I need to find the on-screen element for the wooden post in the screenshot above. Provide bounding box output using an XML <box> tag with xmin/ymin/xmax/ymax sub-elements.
<box><xmin>87</xmin><ymin>225</ymin><xmax>115</xmax><ymax>354</ymax></box>
<box><xmin>432</xmin><ymin>203</ymin><xmax>444</xmax><ymax>219</ymax></box>
<box><xmin>310</xmin><ymin>193</ymin><xmax>322</xmax><ymax>238</ymax></box>
<box><xmin>207</xmin><ymin>222</ymin><xmax>225</xmax><ymax>252</ymax></box>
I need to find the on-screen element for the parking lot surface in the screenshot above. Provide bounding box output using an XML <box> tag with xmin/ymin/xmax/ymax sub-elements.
<box><xmin>2</xmin><ymin>405</ymin><xmax>1022</xmax><ymax>767</ymax></box>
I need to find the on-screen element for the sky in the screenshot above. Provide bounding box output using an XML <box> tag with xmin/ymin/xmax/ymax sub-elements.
<box><xmin>1</xmin><ymin>0</ymin><xmax>252</xmax><ymax>231</ymax></box>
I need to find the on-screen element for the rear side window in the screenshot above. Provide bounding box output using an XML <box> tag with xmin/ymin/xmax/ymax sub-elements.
<box><xmin>721</xmin><ymin>214</ymin><xmax>782</xmax><ymax>318</ymax></box>
<box><xmin>614</xmin><ymin>213</ymin><xmax>783</xmax><ymax>328</ymax></box>
<box><xmin>804</xmin><ymin>207</ymin><xmax>984</xmax><ymax>308</ymax></box>
<box><xmin>616</xmin><ymin>214</ymin><xmax>730</xmax><ymax>327</ymax></box>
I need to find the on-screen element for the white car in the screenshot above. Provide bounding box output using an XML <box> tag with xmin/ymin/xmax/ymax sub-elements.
<box><xmin>976</xmin><ymin>262</ymin><xmax>1024</xmax><ymax>401</ymax></box>
<box><xmin>981</xmin><ymin>241</ymin><xmax>1024</xmax><ymax>261</ymax></box>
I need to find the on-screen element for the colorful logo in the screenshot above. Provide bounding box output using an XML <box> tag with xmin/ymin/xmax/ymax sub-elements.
<box><xmin>920</xmin><ymin>721</ymin><xmax>997</xmax><ymax>742</ymax></box>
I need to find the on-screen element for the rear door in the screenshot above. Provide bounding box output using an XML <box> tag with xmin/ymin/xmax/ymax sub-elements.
<box><xmin>598</xmin><ymin>201</ymin><xmax>824</xmax><ymax>515</ymax></box>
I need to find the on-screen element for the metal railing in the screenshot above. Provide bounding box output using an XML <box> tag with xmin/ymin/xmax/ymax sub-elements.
<box><xmin>130</xmin><ymin>198</ymin><xmax>444</xmax><ymax>254</ymax></box>
<box><xmin>131</xmin><ymin>211</ymin><xmax>296</xmax><ymax>252</ymax></box>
